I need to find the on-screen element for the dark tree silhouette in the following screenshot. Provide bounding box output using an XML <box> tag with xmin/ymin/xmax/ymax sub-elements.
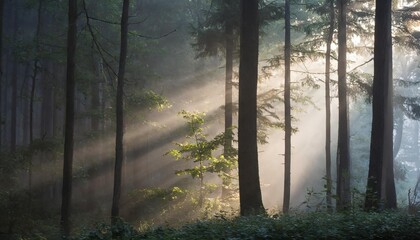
<box><xmin>324</xmin><ymin>0</ymin><xmax>334</xmax><ymax>211</ymax></box>
<box><xmin>61</xmin><ymin>0</ymin><xmax>77</xmax><ymax>237</ymax></box>
<box><xmin>365</xmin><ymin>0</ymin><xmax>396</xmax><ymax>210</ymax></box>
<box><xmin>29</xmin><ymin>0</ymin><xmax>43</xmax><ymax>197</ymax></box>
<box><xmin>10</xmin><ymin>5</ymin><xmax>17</xmax><ymax>152</ymax></box>
<box><xmin>336</xmin><ymin>0</ymin><xmax>351</xmax><ymax>211</ymax></box>
<box><xmin>0</xmin><ymin>0</ymin><xmax>3</xmax><ymax>149</ymax></box>
<box><xmin>111</xmin><ymin>0</ymin><xmax>129</xmax><ymax>224</ymax></box>
<box><xmin>283</xmin><ymin>0</ymin><xmax>291</xmax><ymax>214</ymax></box>
<box><xmin>238</xmin><ymin>0</ymin><xmax>264</xmax><ymax>216</ymax></box>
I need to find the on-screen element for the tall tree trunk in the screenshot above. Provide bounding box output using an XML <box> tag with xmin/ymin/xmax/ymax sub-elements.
<box><xmin>325</xmin><ymin>0</ymin><xmax>334</xmax><ymax>211</ymax></box>
<box><xmin>29</xmin><ymin>0</ymin><xmax>43</xmax><ymax>197</ymax></box>
<box><xmin>60</xmin><ymin>0</ymin><xmax>77</xmax><ymax>237</ymax></box>
<box><xmin>238</xmin><ymin>0</ymin><xmax>264</xmax><ymax>216</ymax></box>
<box><xmin>283</xmin><ymin>0</ymin><xmax>291</xmax><ymax>214</ymax></box>
<box><xmin>0</xmin><ymin>0</ymin><xmax>4</xmax><ymax>150</ymax></box>
<box><xmin>336</xmin><ymin>0</ymin><xmax>351</xmax><ymax>211</ymax></box>
<box><xmin>222</xmin><ymin>10</ymin><xmax>234</xmax><ymax>199</ymax></box>
<box><xmin>11</xmin><ymin>61</ymin><xmax>17</xmax><ymax>152</ymax></box>
<box><xmin>10</xmin><ymin>5</ymin><xmax>18</xmax><ymax>152</ymax></box>
<box><xmin>111</xmin><ymin>0</ymin><xmax>129</xmax><ymax>225</ymax></box>
<box><xmin>365</xmin><ymin>0</ymin><xmax>396</xmax><ymax>210</ymax></box>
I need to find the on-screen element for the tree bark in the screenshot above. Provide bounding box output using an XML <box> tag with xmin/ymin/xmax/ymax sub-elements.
<box><xmin>11</xmin><ymin>60</ymin><xmax>17</xmax><ymax>152</ymax></box>
<box><xmin>325</xmin><ymin>0</ymin><xmax>334</xmax><ymax>211</ymax></box>
<box><xmin>60</xmin><ymin>0</ymin><xmax>77</xmax><ymax>237</ymax></box>
<box><xmin>365</xmin><ymin>0</ymin><xmax>396</xmax><ymax>210</ymax></box>
<box><xmin>283</xmin><ymin>0</ymin><xmax>292</xmax><ymax>214</ymax></box>
<box><xmin>111</xmin><ymin>0</ymin><xmax>129</xmax><ymax>224</ymax></box>
<box><xmin>336</xmin><ymin>0</ymin><xmax>351</xmax><ymax>211</ymax></box>
<box><xmin>0</xmin><ymin>0</ymin><xmax>4</xmax><ymax>149</ymax></box>
<box><xmin>10</xmin><ymin>5</ymin><xmax>18</xmax><ymax>152</ymax></box>
<box><xmin>238</xmin><ymin>0</ymin><xmax>264</xmax><ymax>216</ymax></box>
<box><xmin>29</xmin><ymin>0</ymin><xmax>43</xmax><ymax>197</ymax></box>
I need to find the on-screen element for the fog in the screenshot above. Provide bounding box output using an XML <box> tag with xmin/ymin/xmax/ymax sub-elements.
<box><xmin>1</xmin><ymin>0</ymin><xmax>420</xmax><ymax>234</ymax></box>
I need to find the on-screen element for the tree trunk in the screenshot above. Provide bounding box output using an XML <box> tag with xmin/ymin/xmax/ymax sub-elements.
<box><xmin>29</xmin><ymin>0</ymin><xmax>43</xmax><ymax>197</ymax></box>
<box><xmin>238</xmin><ymin>0</ymin><xmax>264</xmax><ymax>216</ymax></box>
<box><xmin>0</xmin><ymin>0</ymin><xmax>4</xmax><ymax>149</ymax></box>
<box><xmin>10</xmin><ymin>5</ymin><xmax>18</xmax><ymax>152</ymax></box>
<box><xmin>365</xmin><ymin>0</ymin><xmax>396</xmax><ymax>210</ymax></box>
<box><xmin>60</xmin><ymin>0</ymin><xmax>77</xmax><ymax>237</ymax></box>
<box><xmin>283</xmin><ymin>0</ymin><xmax>292</xmax><ymax>214</ymax></box>
<box><xmin>393</xmin><ymin>109</ymin><xmax>403</xmax><ymax>160</ymax></box>
<box><xmin>336</xmin><ymin>0</ymin><xmax>351</xmax><ymax>211</ymax></box>
<box><xmin>111</xmin><ymin>0</ymin><xmax>129</xmax><ymax>225</ymax></box>
<box><xmin>222</xmin><ymin>10</ymin><xmax>234</xmax><ymax>199</ymax></box>
<box><xmin>11</xmin><ymin>61</ymin><xmax>17</xmax><ymax>152</ymax></box>
<box><xmin>325</xmin><ymin>0</ymin><xmax>334</xmax><ymax>211</ymax></box>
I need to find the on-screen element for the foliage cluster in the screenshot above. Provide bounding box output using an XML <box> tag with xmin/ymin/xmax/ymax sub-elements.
<box><xmin>166</xmin><ymin>110</ymin><xmax>238</xmax><ymax>202</ymax></box>
<box><xmin>78</xmin><ymin>211</ymin><xmax>420</xmax><ymax>240</ymax></box>
<box><xmin>125</xmin><ymin>186</ymin><xmax>237</xmax><ymax>228</ymax></box>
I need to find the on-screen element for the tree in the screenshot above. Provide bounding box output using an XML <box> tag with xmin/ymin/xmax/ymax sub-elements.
<box><xmin>365</xmin><ymin>0</ymin><xmax>396</xmax><ymax>210</ymax></box>
<box><xmin>223</xmin><ymin>1</ymin><xmax>235</xmax><ymax>199</ymax></box>
<box><xmin>0</xmin><ymin>0</ymin><xmax>3</xmax><ymax>149</ymax></box>
<box><xmin>111</xmin><ymin>0</ymin><xmax>129</xmax><ymax>225</ymax></box>
<box><xmin>336</xmin><ymin>0</ymin><xmax>351</xmax><ymax>211</ymax></box>
<box><xmin>167</xmin><ymin>110</ymin><xmax>236</xmax><ymax>206</ymax></box>
<box><xmin>238</xmin><ymin>0</ymin><xmax>264</xmax><ymax>216</ymax></box>
<box><xmin>283</xmin><ymin>0</ymin><xmax>291</xmax><ymax>214</ymax></box>
<box><xmin>60</xmin><ymin>0</ymin><xmax>77</xmax><ymax>237</ymax></box>
<box><xmin>10</xmin><ymin>4</ymin><xmax>18</xmax><ymax>152</ymax></box>
<box><xmin>324</xmin><ymin>0</ymin><xmax>334</xmax><ymax>211</ymax></box>
<box><xmin>28</xmin><ymin>0</ymin><xmax>43</xmax><ymax>198</ymax></box>
<box><xmin>191</xmin><ymin>0</ymin><xmax>281</xmax><ymax>198</ymax></box>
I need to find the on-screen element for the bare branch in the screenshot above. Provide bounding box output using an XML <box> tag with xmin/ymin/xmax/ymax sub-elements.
<box><xmin>129</xmin><ymin>29</ymin><xmax>177</xmax><ymax>40</ymax></box>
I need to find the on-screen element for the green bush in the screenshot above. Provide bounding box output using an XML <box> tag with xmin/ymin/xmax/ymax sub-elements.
<box><xmin>77</xmin><ymin>211</ymin><xmax>420</xmax><ymax>239</ymax></box>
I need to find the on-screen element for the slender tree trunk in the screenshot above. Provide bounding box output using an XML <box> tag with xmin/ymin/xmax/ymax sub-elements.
<box><xmin>29</xmin><ymin>0</ymin><xmax>43</xmax><ymax>198</ymax></box>
<box><xmin>336</xmin><ymin>0</ymin><xmax>351</xmax><ymax>211</ymax></box>
<box><xmin>283</xmin><ymin>0</ymin><xmax>292</xmax><ymax>214</ymax></box>
<box><xmin>393</xmin><ymin>109</ymin><xmax>404</xmax><ymax>159</ymax></box>
<box><xmin>365</xmin><ymin>0</ymin><xmax>396</xmax><ymax>210</ymax></box>
<box><xmin>222</xmin><ymin>13</ymin><xmax>234</xmax><ymax>199</ymax></box>
<box><xmin>324</xmin><ymin>0</ymin><xmax>334</xmax><ymax>211</ymax></box>
<box><xmin>238</xmin><ymin>0</ymin><xmax>264</xmax><ymax>216</ymax></box>
<box><xmin>60</xmin><ymin>0</ymin><xmax>77</xmax><ymax>237</ymax></box>
<box><xmin>111</xmin><ymin>0</ymin><xmax>129</xmax><ymax>225</ymax></box>
<box><xmin>11</xmin><ymin>6</ymin><xmax>18</xmax><ymax>152</ymax></box>
<box><xmin>0</xmin><ymin>0</ymin><xmax>4</xmax><ymax>150</ymax></box>
<box><xmin>11</xmin><ymin>61</ymin><xmax>17</xmax><ymax>152</ymax></box>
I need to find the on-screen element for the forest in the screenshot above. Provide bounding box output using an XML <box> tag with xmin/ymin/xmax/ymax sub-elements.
<box><xmin>0</xmin><ymin>0</ymin><xmax>420</xmax><ymax>239</ymax></box>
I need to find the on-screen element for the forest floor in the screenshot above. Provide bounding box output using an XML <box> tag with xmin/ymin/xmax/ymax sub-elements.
<box><xmin>76</xmin><ymin>211</ymin><xmax>420</xmax><ymax>239</ymax></box>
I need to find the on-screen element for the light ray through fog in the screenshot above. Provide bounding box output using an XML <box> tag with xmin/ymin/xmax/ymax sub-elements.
<box><xmin>26</xmin><ymin>66</ymin><xmax>228</xmax><ymax>204</ymax></box>
<box><xmin>259</xmin><ymin>84</ymin><xmax>339</xmax><ymax>210</ymax></box>
<box><xmin>26</xmin><ymin>55</ymin><xmax>372</xmax><ymax>216</ymax></box>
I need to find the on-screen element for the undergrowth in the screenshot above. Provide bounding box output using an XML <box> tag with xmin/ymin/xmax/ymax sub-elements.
<box><xmin>78</xmin><ymin>211</ymin><xmax>420</xmax><ymax>239</ymax></box>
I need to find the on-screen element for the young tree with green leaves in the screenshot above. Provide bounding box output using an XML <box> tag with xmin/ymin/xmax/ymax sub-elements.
<box><xmin>167</xmin><ymin>110</ymin><xmax>236</xmax><ymax>206</ymax></box>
